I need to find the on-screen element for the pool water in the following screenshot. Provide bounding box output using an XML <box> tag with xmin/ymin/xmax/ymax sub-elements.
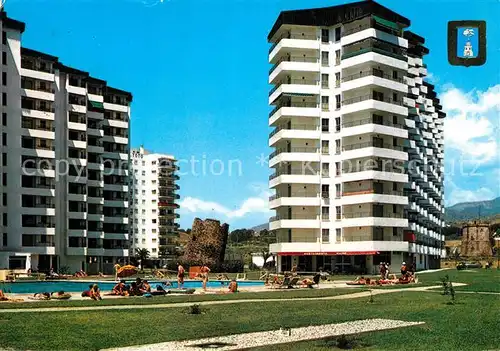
<box><xmin>0</xmin><ymin>280</ymin><xmax>265</xmax><ymax>294</ymax></box>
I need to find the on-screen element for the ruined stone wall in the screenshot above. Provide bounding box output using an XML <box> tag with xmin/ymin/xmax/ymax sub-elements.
<box><xmin>460</xmin><ymin>224</ymin><xmax>492</xmax><ymax>257</ymax></box>
<box><xmin>182</xmin><ymin>218</ymin><xmax>229</xmax><ymax>267</ymax></box>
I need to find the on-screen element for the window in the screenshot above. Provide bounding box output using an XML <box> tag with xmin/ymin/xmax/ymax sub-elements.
<box><xmin>335</xmin><ymin>184</ymin><xmax>341</xmax><ymax>198</ymax></box>
<box><xmin>321</xmin><ymin>74</ymin><xmax>329</xmax><ymax>89</ymax></box>
<box><xmin>336</xmin><ymin>228</ymin><xmax>342</xmax><ymax>242</ymax></box>
<box><xmin>393</xmin><ymin>137</ymin><xmax>398</xmax><ymax>147</ymax></box>
<box><xmin>321</xmin><ymin>51</ymin><xmax>329</xmax><ymax>66</ymax></box>
<box><xmin>152</xmin><ymin>161</ymin><xmax>157</xmax><ymax>165</ymax></box>
<box><xmin>322</xmin><ymin>163</ymin><xmax>329</xmax><ymax>177</ymax></box>
<box><xmin>393</xmin><ymin>183</ymin><xmax>398</xmax><ymax>191</ymax></box>
<box><xmin>152</xmin><ymin>190</ymin><xmax>157</xmax><ymax>194</ymax></box>
<box><xmin>322</xmin><ymin>207</ymin><xmax>330</xmax><ymax>220</ymax></box>
<box><xmin>321</xmin><ymin>29</ymin><xmax>329</xmax><ymax>43</ymax></box>
<box><xmin>393</xmin><ymin>227</ymin><xmax>398</xmax><ymax>236</ymax></box>
<box><xmin>152</xmin><ymin>219</ymin><xmax>157</xmax><ymax>224</ymax></box>
<box><xmin>152</xmin><ymin>248</ymin><xmax>157</xmax><ymax>253</ymax></box>
<box><xmin>335</xmin><ymin>139</ymin><xmax>341</xmax><ymax>154</ymax></box>
<box><xmin>2</xmin><ymin>72</ymin><xmax>5</xmax><ymax>86</ymax></box>
<box><xmin>393</xmin><ymin>204</ymin><xmax>397</xmax><ymax>213</ymax></box>
<box><xmin>336</xmin><ymin>206</ymin><xmax>341</xmax><ymax>220</ymax></box>
<box><xmin>392</xmin><ymin>93</ymin><xmax>398</xmax><ymax>102</ymax></box>
<box><xmin>335</xmin><ymin>72</ymin><xmax>340</xmax><ymax>87</ymax></box>
<box><xmin>2</xmin><ymin>213</ymin><xmax>6</xmax><ymax>226</ymax></box>
<box><xmin>321</xmin><ymin>184</ymin><xmax>329</xmax><ymax>198</ymax></box>
<box><xmin>2</xmin><ymin>173</ymin><xmax>5</xmax><ymax>186</ymax></box>
<box><xmin>321</xmin><ymin>118</ymin><xmax>329</xmax><ymax>132</ymax></box>
<box><xmin>393</xmin><ymin>115</ymin><xmax>398</xmax><ymax>126</ymax></box>
<box><xmin>2</xmin><ymin>31</ymin><xmax>6</xmax><ymax>45</ymax></box>
<box><xmin>335</xmin><ymin>162</ymin><xmax>341</xmax><ymax>176</ymax></box>
<box><xmin>2</xmin><ymin>233</ymin><xmax>6</xmax><ymax>246</ymax></box>
<box><xmin>335</xmin><ymin>94</ymin><xmax>341</xmax><ymax>109</ymax></box>
<box><xmin>335</xmin><ymin>117</ymin><xmax>341</xmax><ymax>132</ymax></box>
<box><xmin>141</xmin><ymin>180</ymin><xmax>146</xmax><ymax>185</ymax></box>
<box><xmin>2</xmin><ymin>51</ymin><xmax>6</xmax><ymax>65</ymax></box>
<box><xmin>335</xmin><ymin>27</ymin><xmax>341</xmax><ymax>42</ymax></box>
<box><xmin>335</xmin><ymin>50</ymin><xmax>341</xmax><ymax>65</ymax></box>
<box><xmin>2</xmin><ymin>113</ymin><xmax>5</xmax><ymax>126</ymax></box>
<box><xmin>2</xmin><ymin>193</ymin><xmax>6</xmax><ymax>206</ymax></box>
<box><xmin>2</xmin><ymin>92</ymin><xmax>6</xmax><ymax>106</ymax></box>
<box><xmin>321</xmin><ymin>96</ymin><xmax>329</xmax><ymax>111</ymax></box>
<box><xmin>142</xmin><ymin>209</ymin><xmax>146</xmax><ymax>214</ymax></box>
<box><xmin>322</xmin><ymin>229</ymin><xmax>330</xmax><ymax>243</ymax></box>
<box><xmin>141</xmin><ymin>171</ymin><xmax>145</xmax><ymax>176</ymax></box>
<box><xmin>2</xmin><ymin>153</ymin><xmax>5</xmax><ymax>166</ymax></box>
<box><xmin>142</xmin><ymin>238</ymin><xmax>146</xmax><ymax>244</ymax></box>
<box><xmin>392</xmin><ymin>71</ymin><xmax>398</xmax><ymax>80</ymax></box>
<box><xmin>142</xmin><ymin>161</ymin><xmax>145</xmax><ymax>166</ymax></box>
<box><xmin>321</xmin><ymin>140</ymin><xmax>329</xmax><ymax>154</ymax></box>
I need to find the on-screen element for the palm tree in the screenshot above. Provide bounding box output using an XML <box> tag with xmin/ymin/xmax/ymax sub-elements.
<box><xmin>135</xmin><ymin>248</ymin><xmax>150</xmax><ymax>269</ymax></box>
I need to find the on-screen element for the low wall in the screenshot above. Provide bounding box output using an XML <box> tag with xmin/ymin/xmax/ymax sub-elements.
<box><xmin>441</xmin><ymin>258</ymin><xmax>499</xmax><ymax>269</ymax></box>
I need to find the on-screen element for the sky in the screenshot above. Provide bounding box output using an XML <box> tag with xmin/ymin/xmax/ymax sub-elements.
<box><xmin>7</xmin><ymin>0</ymin><xmax>500</xmax><ymax>229</ymax></box>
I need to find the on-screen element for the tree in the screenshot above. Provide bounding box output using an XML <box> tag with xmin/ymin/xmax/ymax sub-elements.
<box><xmin>229</xmin><ymin>229</ymin><xmax>254</xmax><ymax>244</ymax></box>
<box><xmin>135</xmin><ymin>248</ymin><xmax>150</xmax><ymax>269</ymax></box>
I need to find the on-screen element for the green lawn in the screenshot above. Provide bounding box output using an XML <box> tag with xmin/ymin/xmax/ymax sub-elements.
<box><xmin>0</xmin><ymin>291</ymin><xmax>498</xmax><ymax>350</ymax></box>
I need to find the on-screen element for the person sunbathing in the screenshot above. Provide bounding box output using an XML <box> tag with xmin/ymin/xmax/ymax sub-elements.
<box><xmin>354</xmin><ymin>276</ymin><xmax>367</xmax><ymax>284</ymax></box>
<box><xmin>0</xmin><ymin>290</ymin><xmax>8</xmax><ymax>301</ymax></box>
<box><xmin>81</xmin><ymin>284</ymin><xmax>93</xmax><ymax>297</ymax></box>
<box><xmin>34</xmin><ymin>292</ymin><xmax>51</xmax><ymax>300</ymax></box>
<box><xmin>112</xmin><ymin>281</ymin><xmax>126</xmax><ymax>295</ymax></box>
<box><xmin>90</xmin><ymin>284</ymin><xmax>102</xmax><ymax>300</ymax></box>
<box><xmin>141</xmin><ymin>280</ymin><xmax>151</xmax><ymax>293</ymax></box>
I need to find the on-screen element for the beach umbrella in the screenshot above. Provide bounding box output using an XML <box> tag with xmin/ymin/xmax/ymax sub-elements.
<box><xmin>116</xmin><ymin>265</ymin><xmax>138</xmax><ymax>278</ymax></box>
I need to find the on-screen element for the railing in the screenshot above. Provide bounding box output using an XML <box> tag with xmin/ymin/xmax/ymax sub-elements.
<box><xmin>342</xmin><ymin>141</ymin><xmax>404</xmax><ymax>152</ymax></box>
<box><xmin>269</xmin><ymin>79</ymin><xmax>319</xmax><ymax>96</ymax></box>
<box><xmin>269</xmin><ymin>169</ymin><xmax>320</xmax><ymax>180</ymax></box>
<box><xmin>342</xmin><ymin>46</ymin><xmax>407</xmax><ymax>62</ymax></box>
<box><xmin>342</xmin><ymin>118</ymin><xmax>403</xmax><ymax>129</ymax></box>
<box><xmin>269</xmin><ymin>147</ymin><xmax>319</xmax><ymax>159</ymax></box>
<box><xmin>342</xmin><ymin>69</ymin><xmax>404</xmax><ymax>84</ymax></box>
<box><xmin>269</xmin><ymin>102</ymin><xmax>319</xmax><ymax>117</ymax></box>
<box><xmin>269</xmin><ymin>56</ymin><xmax>318</xmax><ymax>74</ymax></box>
<box><xmin>342</xmin><ymin>24</ymin><xmax>372</xmax><ymax>37</ymax></box>
<box><xmin>343</xmin><ymin>212</ymin><xmax>404</xmax><ymax>219</ymax></box>
<box><xmin>342</xmin><ymin>189</ymin><xmax>404</xmax><ymax>196</ymax></box>
<box><xmin>269</xmin><ymin>192</ymin><xmax>319</xmax><ymax>201</ymax></box>
<box><xmin>269</xmin><ymin>33</ymin><xmax>318</xmax><ymax>53</ymax></box>
<box><xmin>22</xmin><ymin>122</ymin><xmax>55</xmax><ymax>132</ymax></box>
<box><xmin>269</xmin><ymin>124</ymin><xmax>319</xmax><ymax>138</ymax></box>
<box><xmin>22</xmin><ymin>203</ymin><xmax>56</xmax><ymax>208</ymax></box>
<box><xmin>270</xmin><ymin>214</ymin><xmax>319</xmax><ymax>221</ymax></box>
<box><xmin>342</xmin><ymin>94</ymin><xmax>403</xmax><ymax>106</ymax></box>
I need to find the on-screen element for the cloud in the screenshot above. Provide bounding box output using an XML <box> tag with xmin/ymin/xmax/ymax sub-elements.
<box><xmin>441</xmin><ymin>84</ymin><xmax>500</xmax><ymax>164</ymax></box>
<box><xmin>445</xmin><ymin>179</ymin><xmax>496</xmax><ymax>206</ymax></box>
<box><xmin>425</xmin><ymin>73</ymin><xmax>439</xmax><ymax>85</ymax></box>
<box><xmin>179</xmin><ymin>182</ymin><xmax>271</xmax><ymax>219</ymax></box>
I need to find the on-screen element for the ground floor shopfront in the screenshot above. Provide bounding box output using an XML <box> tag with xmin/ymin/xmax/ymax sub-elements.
<box><xmin>276</xmin><ymin>252</ymin><xmax>441</xmax><ymax>274</ymax></box>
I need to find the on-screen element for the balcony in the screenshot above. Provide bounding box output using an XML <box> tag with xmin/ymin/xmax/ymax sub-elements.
<box><xmin>269</xmin><ymin>56</ymin><xmax>319</xmax><ymax>80</ymax></box>
<box><xmin>343</xmin><ymin>94</ymin><xmax>403</xmax><ymax>107</ymax></box>
<box><xmin>269</xmin><ymin>78</ymin><xmax>319</xmax><ymax>97</ymax></box>
<box><xmin>269</xmin><ymin>146</ymin><xmax>318</xmax><ymax>159</ymax></box>
<box><xmin>342</xmin><ymin>38</ymin><xmax>407</xmax><ymax>62</ymax></box>
<box><xmin>343</xmin><ymin>141</ymin><xmax>404</xmax><ymax>152</ymax></box>
<box><xmin>269</xmin><ymin>33</ymin><xmax>318</xmax><ymax>54</ymax></box>
<box><xmin>269</xmin><ymin>169</ymin><xmax>320</xmax><ymax>188</ymax></box>
<box><xmin>269</xmin><ymin>101</ymin><xmax>318</xmax><ymax>119</ymax></box>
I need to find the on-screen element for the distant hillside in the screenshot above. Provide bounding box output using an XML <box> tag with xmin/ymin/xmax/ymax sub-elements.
<box><xmin>445</xmin><ymin>197</ymin><xmax>500</xmax><ymax>222</ymax></box>
<box><xmin>250</xmin><ymin>223</ymin><xmax>269</xmax><ymax>233</ymax></box>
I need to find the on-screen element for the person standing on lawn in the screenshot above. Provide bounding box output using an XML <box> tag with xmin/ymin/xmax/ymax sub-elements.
<box><xmin>177</xmin><ymin>262</ymin><xmax>185</xmax><ymax>289</ymax></box>
<box><xmin>200</xmin><ymin>264</ymin><xmax>211</xmax><ymax>291</ymax></box>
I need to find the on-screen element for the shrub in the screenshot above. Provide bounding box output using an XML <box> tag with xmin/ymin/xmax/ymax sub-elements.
<box><xmin>188</xmin><ymin>304</ymin><xmax>202</xmax><ymax>315</ymax></box>
<box><xmin>59</xmin><ymin>266</ymin><xmax>71</xmax><ymax>275</ymax></box>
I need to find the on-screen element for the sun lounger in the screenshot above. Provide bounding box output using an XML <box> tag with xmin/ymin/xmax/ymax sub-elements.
<box><xmin>274</xmin><ymin>276</ymin><xmax>300</xmax><ymax>289</ymax></box>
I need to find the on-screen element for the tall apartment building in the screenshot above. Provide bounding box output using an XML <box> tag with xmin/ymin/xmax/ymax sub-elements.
<box><xmin>129</xmin><ymin>146</ymin><xmax>180</xmax><ymax>262</ymax></box>
<box><xmin>267</xmin><ymin>1</ymin><xmax>445</xmax><ymax>274</ymax></box>
<box><xmin>0</xmin><ymin>11</ymin><xmax>131</xmax><ymax>273</ymax></box>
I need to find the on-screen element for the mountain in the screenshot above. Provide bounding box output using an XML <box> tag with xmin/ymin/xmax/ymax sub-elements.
<box><xmin>250</xmin><ymin>223</ymin><xmax>269</xmax><ymax>233</ymax></box>
<box><xmin>445</xmin><ymin>197</ymin><xmax>500</xmax><ymax>222</ymax></box>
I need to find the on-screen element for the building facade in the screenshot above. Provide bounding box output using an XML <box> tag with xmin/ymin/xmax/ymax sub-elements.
<box><xmin>129</xmin><ymin>146</ymin><xmax>179</xmax><ymax>262</ymax></box>
<box><xmin>267</xmin><ymin>1</ymin><xmax>445</xmax><ymax>274</ymax></box>
<box><xmin>0</xmin><ymin>11</ymin><xmax>131</xmax><ymax>274</ymax></box>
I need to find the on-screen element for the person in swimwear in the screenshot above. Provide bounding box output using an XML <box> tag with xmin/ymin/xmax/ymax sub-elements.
<box><xmin>177</xmin><ymin>263</ymin><xmax>185</xmax><ymax>289</ymax></box>
<box><xmin>200</xmin><ymin>265</ymin><xmax>210</xmax><ymax>291</ymax></box>
<box><xmin>90</xmin><ymin>284</ymin><xmax>102</xmax><ymax>300</ymax></box>
<box><xmin>112</xmin><ymin>281</ymin><xmax>126</xmax><ymax>295</ymax></box>
<box><xmin>228</xmin><ymin>279</ymin><xmax>238</xmax><ymax>293</ymax></box>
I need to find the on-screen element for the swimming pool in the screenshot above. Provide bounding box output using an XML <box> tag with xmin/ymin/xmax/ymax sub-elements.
<box><xmin>0</xmin><ymin>280</ymin><xmax>265</xmax><ymax>294</ymax></box>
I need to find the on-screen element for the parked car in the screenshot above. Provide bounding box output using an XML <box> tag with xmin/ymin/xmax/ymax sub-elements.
<box><xmin>456</xmin><ymin>262</ymin><xmax>482</xmax><ymax>270</ymax></box>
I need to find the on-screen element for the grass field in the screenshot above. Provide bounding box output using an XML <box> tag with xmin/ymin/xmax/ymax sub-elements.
<box><xmin>0</xmin><ymin>268</ymin><xmax>498</xmax><ymax>350</ymax></box>
<box><xmin>0</xmin><ymin>289</ymin><xmax>498</xmax><ymax>350</ymax></box>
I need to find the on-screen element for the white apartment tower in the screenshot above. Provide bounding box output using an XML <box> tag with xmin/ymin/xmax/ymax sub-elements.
<box><xmin>0</xmin><ymin>11</ymin><xmax>131</xmax><ymax>273</ymax></box>
<box><xmin>267</xmin><ymin>1</ymin><xmax>446</xmax><ymax>274</ymax></box>
<box><xmin>129</xmin><ymin>146</ymin><xmax>180</xmax><ymax>261</ymax></box>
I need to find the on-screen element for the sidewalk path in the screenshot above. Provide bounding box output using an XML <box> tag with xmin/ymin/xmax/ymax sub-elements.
<box><xmin>0</xmin><ymin>284</ymin><xmax>466</xmax><ymax>314</ymax></box>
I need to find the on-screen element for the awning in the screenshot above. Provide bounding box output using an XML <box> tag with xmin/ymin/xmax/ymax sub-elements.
<box><xmin>88</xmin><ymin>100</ymin><xmax>104</xmax><ymax>109</ymax></box>
<box><xmin>283</xmin><ymin>92</ymin><xmax>315</xmax><ymax>97</ymax></box>
<box><xmin>373</xmin><ymin>16</ymin><xmax>400</xmax><ymax>31</ymax></box>
<box><xmin>278</xmin><ymin>251</ymin><xmax>380</xmax><ymax>256</ymax></box>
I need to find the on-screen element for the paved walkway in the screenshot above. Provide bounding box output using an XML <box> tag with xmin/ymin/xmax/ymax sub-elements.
<box><xmin>0</xmin><ymin>284</ymin><xmax>466</xmax><ymax>314</ymax></box>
